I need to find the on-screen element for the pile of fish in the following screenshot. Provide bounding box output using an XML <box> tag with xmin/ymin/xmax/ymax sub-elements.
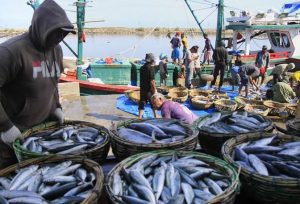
<box><xmin>111</xmin><ymin>154</ymin><xmax>232</xmax><ymax>204</ymax></box>
<box><xmin>21</xmin><ymin>125</ymin><xmax>106</xmax><ymax>155</ymax></box>
<box><xmin>233</xmin><ymin>136</ymin><xmax>300</xmax><ymax>178</ymax></box>
<box><xmin>198</xmin><ymin>111</ymin><xmax>271</xmax><ymax>134</ymax></box>
<box><xmin>117</xmin><ymin>119</ymin><xmax>192</xmax><ymax>144</ymax></box>
<box><xmin>0</xmin><ymin>161</ymin><xmax>95</xmax><ymax>204</ymax></box>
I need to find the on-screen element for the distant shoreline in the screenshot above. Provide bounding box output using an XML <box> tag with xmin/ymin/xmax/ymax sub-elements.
<box><xmin>0</xmin><ymin>27</ymin><xmax>232</xmax><ymax>36</ymax></box>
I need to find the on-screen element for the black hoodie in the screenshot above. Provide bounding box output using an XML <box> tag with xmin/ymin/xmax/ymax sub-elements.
<box><xmin>0</xmin><ymin>0</ymin><xmax>74</xmax><ymax>131</ymax></box>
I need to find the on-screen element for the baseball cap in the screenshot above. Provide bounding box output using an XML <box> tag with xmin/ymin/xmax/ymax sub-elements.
<box><xmin>262</xmin><ymin>45</ymin><xmax>267</xmax><ymax>50</ymax></box>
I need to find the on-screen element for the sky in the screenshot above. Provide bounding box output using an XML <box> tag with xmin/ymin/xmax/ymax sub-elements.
<box><xmin>0</xmin><ymin>0</ymin><xmax>289</xmax><ymax>29</ymax></box>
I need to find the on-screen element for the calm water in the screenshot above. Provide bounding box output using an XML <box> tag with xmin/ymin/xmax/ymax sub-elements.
<box><xmin>0</xmin><ymin>33</ymin><xmax>270</xmax><ymax>59</ymax></box>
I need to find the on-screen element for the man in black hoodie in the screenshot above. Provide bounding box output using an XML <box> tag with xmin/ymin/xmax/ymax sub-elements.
<box><xmin>211</xmin><ymin>41</ymin><xmax>228</xmax><ymax>91</ymax></box>
<box><xmin>0</xmin><ymin>0</ymin><xmax>75</xmax><ymax>166</ymax></box>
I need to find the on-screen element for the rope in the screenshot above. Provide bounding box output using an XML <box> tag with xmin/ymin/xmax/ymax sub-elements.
<box><xmin>187</xmin><ymin>0</ymin><xmax>216</xmax><ymax>6</ymax></box>
<box><xmin>199</xmin><ymin>7</ymin><xmax>218</xmax><ymax>24</ymax></box>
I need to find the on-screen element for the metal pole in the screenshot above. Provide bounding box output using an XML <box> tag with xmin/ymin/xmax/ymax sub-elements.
<box><xmin>76</xmin><ymin>0</ymin><xmax>86</xmax><ymax>65</ymax></box>
<box><xmin>215</xmin><ymin>0</ymin><xmax>224</xmax><ymax>48</ymax></box>
<box><xmin>184</xmin><ymin>0</ymin><xmax>206</xmax><ymax>37</ymax></box>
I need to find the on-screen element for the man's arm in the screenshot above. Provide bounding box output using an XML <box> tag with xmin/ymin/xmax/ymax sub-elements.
<box><xmin>149</xmin><ymin>67</ymin><xmax>156</xmax><ymax>93</ymax></box>
<box><xmin>0</xmin><ymin>47</ymin><xmax>18</xmax><ymax>132</ymax></box>
<box><xmin>161</xmin><ymin>106</ymin><xmax>171</xmax><ymax>119</ymax></box>
<box><xmin>249</xmin><ymin>75</ymin><xmax>259</xmax><ymax>90</ymax></box>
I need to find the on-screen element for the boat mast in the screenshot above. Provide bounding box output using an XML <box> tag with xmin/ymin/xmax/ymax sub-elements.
<box><xmin>183</xmin><ymin>0</ymin><xmax>206</xmax><ymax>36</ymax></box>
<box><xmin>76</xmin><ymin>0</ymin><xmax>86</xmax><ymax>65</ymax></box>
<box><xmin>215</xmin><ymin>0</ymin><xmax>224</xmax><ymax>48</ymax></box>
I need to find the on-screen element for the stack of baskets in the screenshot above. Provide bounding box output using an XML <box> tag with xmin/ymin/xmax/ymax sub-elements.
<box><xmin>188</xmin><ymin>89</ymin><xmax>211</xmax><ymax>98</ymax></box>
<box><xmin>127</xmin><ymin>90</ymin><xmax>140</xmax><ymax>103</ymax></box>
<box><xmin>222</xmin><ymin>133</ymin><xmax>300</xmax><ymax>204</ymax></box>
<box><xmin>167</xmin><ymin>91</ymin><xmax>188</xmax><ymax>103</ymax></box>
<box><xmin>191</xmin><ymin>96</ymin><xmax>214</xmax><ymax>110</ymax></box>
<box><xmin>157</xmin><ymin>86</ymin><xmax>173</xmax><ymax>95</ymax></box>
<box><xmin>214</xmin><ymin>99</ymin><xmax>238</xmax><ymax>112</ymax></box>
<box><xmin>109</xmin><ymin>119</ymin><xmax>198</xmax><ymax>160</ymax></box>
<box><xmin>286</xmin><ymin>118</ymin><xmax>300</xmax><ymax>136</ymax></box>
<box><xmin>13</xmin><ymin>120</ymin><xmax>111</xmax><ymax>163</ymax></box>
<box><xmin>286</xmin><ymin>103</ymin><xmax>297</xmax><ymax>117</ymax></box>
<box><xmin>263</xmin><ymin>100</ymin><xmax>287</xmax><ymax>116</ymax></box>
<box><xmin>106</xmin><ymin>150</ymin><xmax>240</xmax><ymax>204</ymax></box>
<box><xmin>244</xmin><ymin>104</ymin><xmax>270</xmax><ymax>116</ymax></box>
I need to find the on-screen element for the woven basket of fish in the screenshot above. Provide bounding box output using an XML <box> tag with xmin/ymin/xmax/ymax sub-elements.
<box><xmin>222</xmin><ymin>133</ymin><xmax>300</xmax><ymax>204</ymax></box>
<box><xmin>13</xmin><ymin>120</ymin><xmax>110</xmax><ymax>163</ymax></box>
<box><xmin>234</xmin><ymin>96</ymin><xmax>249</xmax><ymax>110</ymax></box>
<box><xmin>128</xmin><ymin>90</ymin><xmax>140</xmax><ymax>103</ymax></box>
<box><xmin>214</xmin><ymin>99</ymin><xmax>237</xmax><ymax>112</ymax></box>
<box><xmin>110</xmin><ymin>119</ymin><xmax>198</xmax><ymax>160</ymax></box>
<box><xmin>106</xmin><ymin>150</ymin><xmax>240</xmax><ymax>204</ymax></box>
<box><xmin>167</xmin><ymin>91</ymin><xmax>188</xmax><ymax>103</ymax></box>
<box><xmin>286</xmin><ymin>103</ymin><xmax>297</xmax><ymax>117</ymax></box>
<box><xmin>169</xmin><ymin>87</ymin><xmax>189</xmax><ymax>93</ymax></box>
<box><xmin>188</xmin><ymin>89</ymin><xmax>212</xmax><ymax>98</ymax></box>
<box><xmin>0</xmin><ymin>156</ymin><xmax>104</xmax><ymax>204</ymax></box>
<box><xmin>191</xmin><ymin>96</ymin><xmax>214</xmax><ymax>110</ymax></box>
<box><xmin>286</xmin><ymin>118</ymin><xmax>300</xmax><ymax>136</ymax></box>
<box><xmin>157</xmin><ymin>86</ymin><xmax>173</xmax><ymax>95</ymax></box>
<box><xmin>244</xmin><ymin>104</ymin><xmax>270</xmax><ymax>117</ymax></box>
<box><xmin>211</xmin><ymin>90</ymin><xmax>228</xmax><ymax>98</ymax></box>
<box><xmin>263</xmin><ymin>100</ymin><xmax>287</xmax><ymax>116</ymax></box>
<box><xmin>196</xmin><ymin>111</ymin><xmax>274</xmax><ymax>157</ymax></box>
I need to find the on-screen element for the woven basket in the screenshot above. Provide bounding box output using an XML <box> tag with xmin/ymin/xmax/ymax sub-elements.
<box><xmin>263</xmin><ymin>100</ymin><xmax>287</xmax><ymax>116</ymax></box>
<box><xmin>188</xmin><ymin>89</ymin><xmax>212</xmax><ymax>98</ymax></box>
<box><xmin>244</xmin><ymin>104</ymin><xmax>270</xmax><ymax>116</ymax></box>
<box><xmin>128</xmin><ymin>90</ymin><xmax>140</xmax><ymax>103</ymax></box>
<box><xmin>169</xmin><ymin>87</ymin><xmax>188</xmax><ymax>93</ymax></box>
<box><xmin>106</xmin><ymin>150</ymin><xmax>240</xmax><ymax>204</ymax></box>
<box><xmin>211</xmin><ymin>90</ymin><xmax>228</xmax><ymax>97</ymax></box>
<box><xmin>13</xmin><ymin>120</ymin><xmax>110</xmax><ymax>163</ymax></box>
<box><xmin>157</xmin><ymin>86</ymin><xmax>173</xmax><ymax>95</ymax></box>
<box><xmin>234</xmin><ymin>96</ymin><xmax>250</xmax><ymax>110</ymax></box>
<box><xmin>286</xmin><ymin>118</ymin><xmax>300</xmax><ymax>136</ymax></box>
<box><xmin>167</xmin><ymin>91</ymin><xmax>188</xmax><ymax>103</ymax></box>
<box><xmin>191</xmin><ymin>96</ymin><xmax>214</xmax><ymax>110</ymax></box>
<box><xmin>0</xmin><ymin>156</ymin><xmax>104</xmax><ymax>204</ymax></box>
<box><xmin>110</xmin><ymin>119</ymin><xmax>198</xmax><ymax>160</ymax></box>
<box><xmin>195</xmin><ymin>113</ymin><xmax>274</xmax><ymax>157</ymax></box>
<box><xmin>214</xmin><ymin>99</ymin><xmax>238</xmax><ymax>112</ymax></box>
<box><xmin>249</xmin><ymin>99</ymin><xmax>264</xmax><ymax>105</ymax></box>
<box><xmin>286</xmin><ymin>104</ymin><xmax>297</xmax><ymax>116</ymax></box>
<box><xmin>222</xmin><ymin>133</ymin><xmax>300</xmax><ymax>204</ymax></box>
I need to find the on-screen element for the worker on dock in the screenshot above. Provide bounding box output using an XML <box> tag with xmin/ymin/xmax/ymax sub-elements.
<box><xmin>0</xmin><ymin>0</ymin><xmax>75</xmax><ymax>168</ymax></box>
<box><xmin>231</xmin><ymin>54</ymin><xmax>243</xmax><ymax>91</ymax></box>
<box><xmin>181</xmin><ymin>33</ymin><xmax>189</xmax><ymax>62</ymax></box>
<box><xmin>170</xmin><ymin>32</ymin><xmax>182</xmax><ymax>64</ymax></box>
<box><xmin>266</xmin><ymin>77</ymin><xmax>296</xmax><ymax>103</ymax></box>
<box><xmin>201</xmin><ymin>33</ymin><xmax>213</xmax><ymax>65</ymax></box>
<box><xmin>211</xmin><ymin>41</ymin><xmax>228</xmax><ymax>91</ymax></box>
<box><xmin>255</xmin><ymin>45</ymin><xmax>270</xmax><ymax>86</ymax></box>
<box><xmin>272</xmin><ymin>63</ymin><xmax>295</xmax><ymax>84</ymax></box>
<box><xmin>159</xmin><ymin>53</ymin><xmax>168</xmax><ymax>86</ymax></box>
<box><xmin>138</xmin><ymin>53</ymin><xmax>158</xmax><ymax>119</ymax></box>
<box><xmin>238</xmin><ymin>64</ymin><xmax>260</xmax><ymax>98</ymax></box>
<box><xmin>151</xmin><ymin>93</ymin><xmax>198</xmax><ymax>124</ymax></box>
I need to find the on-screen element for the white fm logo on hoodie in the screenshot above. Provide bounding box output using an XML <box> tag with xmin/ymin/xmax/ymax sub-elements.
<box><xmin>32</xmin><ymin>60</ymin><xmax>61</xmax><ymax>79</ymax></box>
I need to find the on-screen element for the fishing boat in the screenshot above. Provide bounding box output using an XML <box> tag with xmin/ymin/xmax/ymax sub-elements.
<box><xmin>225</xmin><ymin>2</ymin><xmax>300</xmax><ymax>70</ymax></box>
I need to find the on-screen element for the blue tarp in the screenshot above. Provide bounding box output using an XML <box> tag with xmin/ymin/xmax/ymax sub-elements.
<box><xmin>116</xmin><ymin>86</ymin><xmax>239</xmax><ymax>118</ymax></box>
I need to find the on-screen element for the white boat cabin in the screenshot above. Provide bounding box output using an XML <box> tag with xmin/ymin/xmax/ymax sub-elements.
<box><xmin>226</xmin><ymin>2</ymin><xmax>300</xmax><ymax>59</ymax></box>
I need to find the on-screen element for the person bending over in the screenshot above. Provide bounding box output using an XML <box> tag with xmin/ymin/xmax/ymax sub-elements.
<box><xmin>151</xmin><ymin>93</ymin><xmax>198</xmax><ymax>124</ymax></box>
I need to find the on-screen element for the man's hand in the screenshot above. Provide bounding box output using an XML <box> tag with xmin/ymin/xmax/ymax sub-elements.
<box><xmin>53</xmin><ymin>108</ymin><xmax>64</xmax><ymax>125</ymax></box>
<box><xmin>0</xmin><ymin>126</ymin><xmax>22</xmax><ymax>145</ymax></box>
